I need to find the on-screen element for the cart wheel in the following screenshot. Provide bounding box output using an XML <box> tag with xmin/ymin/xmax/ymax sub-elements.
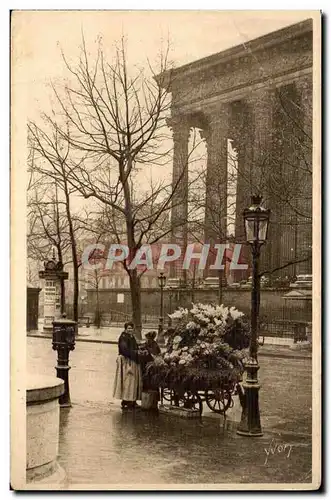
<box><xmin>205</xmin><ymin>389</ymin><xmax>232</xmax><ymax>414</ymax></box>
<box><xmin>161</xmin><ymin>388</ymin><xmax>175</xmax><ymax>404</ymax></box>
<box><xmin>178</xmin><ymin>391</ymin><xmax>203</xmax><ymax>415</ymax></box>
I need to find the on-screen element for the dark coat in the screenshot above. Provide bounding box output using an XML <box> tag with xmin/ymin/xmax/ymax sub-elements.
<box><xmin>118</xmin><ymin>331</ymin><xmax>139</xmax><ymax>363</ymax></box>
<box><xmin>146</xmin><ymin>340</ymin><xmax>161</xmax><ymax>357</ymax></box>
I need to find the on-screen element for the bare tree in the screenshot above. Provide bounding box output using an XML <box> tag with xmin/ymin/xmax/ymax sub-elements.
<box><xmin>82</xmin><ymin>268</ymin><xmax>104</xmax><ymax>328</ymax></box>
<box><xmin>27</xmin><ymin>128</ymin><xmax>89</xmax><ymax>322</ymax></box>
<box><xmin>27</xmin><ymin>176</ymin><xmax>73</xmax><ymax>313</ymax></box>
<box><xmin>28</xmin><ymin>37</ymin><xmax>204</xmax><ymax>336</ymax></box>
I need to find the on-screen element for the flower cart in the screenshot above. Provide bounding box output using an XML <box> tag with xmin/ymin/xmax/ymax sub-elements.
<box><xmin>144</xmin><ymin>303</ymin><xmax>250</xmax><ymax>416</ymax></box>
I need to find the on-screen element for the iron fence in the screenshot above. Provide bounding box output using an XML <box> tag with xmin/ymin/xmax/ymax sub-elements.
<box><xmin>60</xmin><ymin>288</ymin><xmax>312</xmax><ymax>341</ymax></box>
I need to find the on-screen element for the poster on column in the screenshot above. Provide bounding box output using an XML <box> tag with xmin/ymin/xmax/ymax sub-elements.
<box><xmin>11</xmin><ymin>10</ymin><xmax>322</xmax><ymax>492</ymax></box>
<box><xmin>43</xmin><ymin>283</ymin><xmax>56</xmax><ymax>329</ymax></box>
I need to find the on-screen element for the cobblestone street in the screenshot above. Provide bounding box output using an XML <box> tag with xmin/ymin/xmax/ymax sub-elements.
<box><xmin>27</xmin><ymin>337</ymin><xmax>312</xmax><ymax>486</ymax></box>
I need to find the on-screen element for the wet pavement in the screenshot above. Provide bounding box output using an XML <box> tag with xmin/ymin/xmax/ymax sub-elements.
<box><xmin>27</xmin><ymin>338</ymin><xmax>312</xmax><ymax>486</ymax></box>
<box><xmin>58</xmin><ymin>405</ymin><xmax>311</xmax><ymax>486</ymax></box>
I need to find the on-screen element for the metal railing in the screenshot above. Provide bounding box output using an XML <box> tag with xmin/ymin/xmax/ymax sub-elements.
<box><xmin>259</xmin><ymin>319</ymin><xmax>309</xmax><ymax>342</ymax></box>
<box><xmin>64</xmin><ymin>299</ymin><xmax>311</xmax><ymax>341</ymax></box>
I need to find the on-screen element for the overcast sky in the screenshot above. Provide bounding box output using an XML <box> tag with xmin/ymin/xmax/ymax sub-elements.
<box><xmin>13</xmin><ymin>10</ymin><xmax>313</xmax><ymax>214</ymax></box>
<box><xmin>13</xmin><ymin>10</ymin><xmax>311</xmax><ymax>117</ymax></box>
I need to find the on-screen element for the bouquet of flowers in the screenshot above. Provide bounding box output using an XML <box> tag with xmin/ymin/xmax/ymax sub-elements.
<box><xmin>145</xmin><ymin>303</ymin><xmax>251</xmax><ymax>391</ymax></box>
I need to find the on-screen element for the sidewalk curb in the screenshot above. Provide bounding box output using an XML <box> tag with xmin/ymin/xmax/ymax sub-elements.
<box><xmin>259</xmin><ymin>351</ymin><xmax>311</xmax><ymax>360</ymax></box>
<box><xmin>27</xmin><ymin>333</ymin><xmax>118</xmax><ymax>345</ymax></box>
<box><xmin>27</xmin><ymin>333</ymin><xmax>312</xmax><ymax>360</ymax></box>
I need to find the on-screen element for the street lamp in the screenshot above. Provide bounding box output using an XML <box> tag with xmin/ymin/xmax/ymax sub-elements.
<box><xmin>157</xmin><ymin>272</ymin><xmax>167</xmax><ymax>343</ymax></box>
<box><xmin>237</xmin><ymin>195</ymin><xmax>270</xmax><ymax>437</ymax></box>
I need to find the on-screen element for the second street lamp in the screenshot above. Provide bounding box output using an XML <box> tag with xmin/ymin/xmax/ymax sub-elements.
<box><xmin>157</xmin><ymin>272</ymin><xmax>167</xmax><ymax>343</ymax></box>
<box><xmin>237</xmin><ymin>195</ymin><xmax>271</xmax><ymax>437</ymax></box>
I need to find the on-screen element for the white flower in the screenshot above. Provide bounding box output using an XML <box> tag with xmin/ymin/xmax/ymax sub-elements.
<box><xmin>186</xmin><ymin>321</ymin><xmax>197</xmax><ymax>330</ymax></box>
<box><xmin>169</xmin><ymin>307</ymin><xmax>189</xmax><ymax>319</ymax></box>
<box><xmin>179</xmin><ymin>359</ymin><xmax>186</xmax><ymax>365</ymax></box>
<box><xmin>168</xmin><ymin>310</ymin><xmax>182</xmax><ymax>319</ymax></box>
<box><xmin>229</xmin><ymin>306</ymin><xmax>244</xmax><ymax>320</ymax></box>
<box><xmin>173</xmin><ymin>335</ymin><xmax>182</xmax><ymax>344</ymax></box>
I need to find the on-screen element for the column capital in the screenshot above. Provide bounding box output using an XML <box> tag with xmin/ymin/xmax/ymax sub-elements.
<box><xmin>246</xmin><ymin>86</ymin><xmax>278</xmax><ymax>110</ymax></box>
<box><xmin>166</xmin><ymin>115</ymin><xmax>191</xmax><ymax>140</ymax></box>
<box><xmin>199</xmin><ymin>105</ymin><xmax>229</xmax><ymax>145</ymax></box>
<box><xmin>205</xmin><ymin>104</ymin><xmax>230</xmax><ymax>125</ymax></box>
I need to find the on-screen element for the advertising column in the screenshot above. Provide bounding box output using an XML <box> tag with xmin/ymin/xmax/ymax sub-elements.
<box><xmin>39</xmin><ymin>258</ymin><xmax>68</xmax><ymax>333</ymax></box>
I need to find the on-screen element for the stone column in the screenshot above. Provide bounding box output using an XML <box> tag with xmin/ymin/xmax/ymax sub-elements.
<box><xmin>247</xmin><ymin>87</ymin><xmax>278</xmax><ymax>275</ymax></box>
<box><xmin>202</xmin><ymin>105</ymin><xmax>229</xmax><ymax>278</ymax></box>
<box><xmin>167</xmin><ymin>116</ymin><xmax>191</xmax><ymax>281</ymax></box>
<box><xmin>297</xmin><ymin>74</ymin><xmax>313</xmax><ymax>138</ymax></box>
<box><xmin>231</xmin><ymin>100</ymin><xmax>252</xmax><ymax>242</ymax></box>
<box><xmin>231</xmin><ymin>100</ymin><xmax>253</xmax><ymax>283</ymax></box>
<box><xmin>295</xmin><ymin>74</ymin><xmax>313</xmax><ymax>275</ymax></box>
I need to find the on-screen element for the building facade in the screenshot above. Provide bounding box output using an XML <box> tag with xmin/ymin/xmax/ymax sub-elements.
<box><xmin>157</xmin><ymin>19</ymin><xmax>313</xmax><ymax>280</ymax></box>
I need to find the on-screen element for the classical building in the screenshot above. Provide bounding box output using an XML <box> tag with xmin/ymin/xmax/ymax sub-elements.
<box><xmin>157</xmin><ymin>19</ymin><xmax>313</xmax><ymax>281</ymax></box>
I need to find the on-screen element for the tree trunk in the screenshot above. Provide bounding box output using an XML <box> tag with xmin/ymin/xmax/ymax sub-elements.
<box><xmin>62</xmin><ymin>171</ymin><xmax>79</xmax><ymax>323</ymax></box>
<box><xmin>121</xmin><ymin>159</ymin><xmax>142</xmax><ymax>338</ymax></box>
<box><xmin>218</xmin><ymin>269</ymin><xmax>223</xmax><ymax>305</ymax></box>
<box><xmin>60</xmin><ymin>278</ymin><xmax>65</xmax><ymax>315</ymax></box>
<box><xmin>95</xmin><ymin>282</ymin><xmax>101</xmax><ymax>328</ymax></box>
<box><xmin>130</xmin><ymin>269</ymin><xmax>142</xmax><ymax>339</ymax></box>
<box><xmin>191</xmin><ymin>262</ymin><xmax>196</xmax><ymax>303</ymax></box>
<box><xmin>57</xmin><ymin>245</ymin><xmax>65</xmax><ymax>315</ymax></box>
<box><xmin>72</xmin><ymin>264</ymin><xmax>79</xmax><ymax>322</ymax></box>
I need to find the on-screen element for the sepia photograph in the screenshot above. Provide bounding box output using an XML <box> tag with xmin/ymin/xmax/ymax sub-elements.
<box><xmin>10</xmin><ymin>9</ymin><xmax>321</xmax><ymax>490</ymax></box>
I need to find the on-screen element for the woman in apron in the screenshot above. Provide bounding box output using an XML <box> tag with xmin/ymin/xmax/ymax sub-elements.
<box><xmin>113</xmin><ymin>322</ymin><xmax>143</xmax><ymax>410</ymax></box>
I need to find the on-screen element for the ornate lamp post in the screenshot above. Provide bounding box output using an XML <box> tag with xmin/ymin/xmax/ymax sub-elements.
<box><xmin>157</xmin><ymin>272</ymin><xmax>167</xmax><ymax>342</ymax></box>
<box><xmin>237</xmin><ymin>195</ymin><xmax>270</xmax><ymax>437</ymax></box>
